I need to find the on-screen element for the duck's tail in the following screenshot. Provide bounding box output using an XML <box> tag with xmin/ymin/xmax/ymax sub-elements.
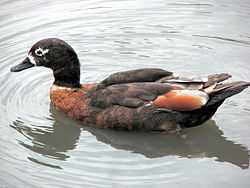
<box><xmin>207</xmin><ymin>81</ymin><xmax>250</xmax><ymax>106</ymax></box>
<box><xmin>178</xmin><ymin>80</ymin><xmax>250</xmax><ymax>128</ymax></box>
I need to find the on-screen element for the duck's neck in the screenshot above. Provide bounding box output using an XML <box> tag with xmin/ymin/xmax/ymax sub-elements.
<box><xmin>52</xmin><ymin>59</ymin><xmax>81</xmax><ymax>88</ymax></box>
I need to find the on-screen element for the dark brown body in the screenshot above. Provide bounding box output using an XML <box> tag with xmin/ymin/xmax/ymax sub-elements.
<box><xmin>50</xmin><ymin>69</ymin><xmax>250</xmax><ymax>131</ymax></box>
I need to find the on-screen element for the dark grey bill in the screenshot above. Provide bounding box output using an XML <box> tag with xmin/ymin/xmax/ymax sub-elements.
<box><xmin>10</xmin><ymin>57</ymin><xmax>35</xmax><ymax>72</ymax></box>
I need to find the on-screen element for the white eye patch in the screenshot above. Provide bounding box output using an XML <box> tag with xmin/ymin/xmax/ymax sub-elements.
<box><xmin>35</xmin><ymin>47</ymin><xmax>49</xmax><ymax>57</ymax></box>
<box><xmin>27</xmin><ymin>47</ymin><xmax>49</xmax><ymax>65</ymax></box>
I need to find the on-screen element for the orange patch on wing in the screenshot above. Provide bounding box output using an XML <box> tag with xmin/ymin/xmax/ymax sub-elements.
<box><xmin>153</xmin><ymin>90</ymin><xmax>206</xmax><ymax>111</ymax></box>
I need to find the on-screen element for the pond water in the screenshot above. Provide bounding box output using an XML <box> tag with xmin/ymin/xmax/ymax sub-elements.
<box><xmin>0</xmin><ymin>0</ymin><xmax>250</xmax><ymax>187</ymax></box>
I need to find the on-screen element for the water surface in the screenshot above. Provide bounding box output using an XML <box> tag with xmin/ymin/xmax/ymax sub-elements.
<box><xmin>1</xmin><ymin>0</ymin><xmax>250</xmax><ymax>187</ymax></box>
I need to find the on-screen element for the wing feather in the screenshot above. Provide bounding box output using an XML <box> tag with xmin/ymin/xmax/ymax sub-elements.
<box><xmin>97</xmin><ymin>68</ymin><xmax>172</xmax><ymax>89</ymax></box>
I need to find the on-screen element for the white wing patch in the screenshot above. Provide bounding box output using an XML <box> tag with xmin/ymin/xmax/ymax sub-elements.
<box><xmin>176</xmin><ymin>90</ymin><xmax>209</xmax><ymax>105</ymax></box>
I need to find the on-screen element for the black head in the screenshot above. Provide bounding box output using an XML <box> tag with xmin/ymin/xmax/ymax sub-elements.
<box><xmin>10</xmin><ymin>38</ymin><xmax>81</xmax><ymax>88</ymax></box>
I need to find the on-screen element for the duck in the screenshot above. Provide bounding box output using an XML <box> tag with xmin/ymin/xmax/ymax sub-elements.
<box><xmin>10</xmin><ymin>38</ymin><xmax>250</xmax><ymax>131</ymax></box>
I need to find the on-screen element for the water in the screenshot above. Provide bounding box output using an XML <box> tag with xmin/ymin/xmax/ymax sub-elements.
<box><xmin>1</xmin><ymin>0</ymin><xmax>250</xmax><ymax>187</ymax></box>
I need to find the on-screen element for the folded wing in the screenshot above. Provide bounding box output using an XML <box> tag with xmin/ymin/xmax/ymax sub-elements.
<box><xmin>93</xmin><ymin>69</ymin><xmax>249</xmax><ymax>112</ymax></box>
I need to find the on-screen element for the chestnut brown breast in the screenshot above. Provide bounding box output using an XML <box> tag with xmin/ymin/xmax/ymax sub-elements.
<box><xmin>50</xmin><ymin>84</ymin><xmax>97</xmax><ymax>122</ymax></box>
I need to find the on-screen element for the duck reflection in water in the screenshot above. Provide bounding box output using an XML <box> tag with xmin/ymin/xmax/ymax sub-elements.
<box><xmin>11</xmin><ymin>105</ymin><xmax>249</xmax><ymax>169</ymax></box>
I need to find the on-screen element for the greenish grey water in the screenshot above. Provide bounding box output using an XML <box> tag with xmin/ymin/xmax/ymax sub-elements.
<box><xmin>0</xmin><ymin>0</ymin><xmax>250</xmax><ymax>187</ymax></box>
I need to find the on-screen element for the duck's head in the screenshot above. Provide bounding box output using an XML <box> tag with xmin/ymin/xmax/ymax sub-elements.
<box><xmin>10</xmin><ymin>38</ymin><xmax>81</xmax><ymax>88</ymax></box>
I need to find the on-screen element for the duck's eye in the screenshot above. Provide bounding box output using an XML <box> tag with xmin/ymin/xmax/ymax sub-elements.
<box><xmin>35</xmin><ymin>48</ymin><xmax>43</xmax><ymax>57</ymax></box>
<box><xmin>35</xmin><ymin>48</ymin><xmax>49</xmax><ymax>57</ymax></box>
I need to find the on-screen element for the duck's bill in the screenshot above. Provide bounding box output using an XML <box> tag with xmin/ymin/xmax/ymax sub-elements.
<box><xmin>10</xmin><ymin>57</ymin><xmax>35</xmax><ymax>72</ymax></box>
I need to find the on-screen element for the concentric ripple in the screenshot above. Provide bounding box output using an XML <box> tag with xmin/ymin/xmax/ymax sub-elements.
<box><xmin>1</xmin><ymin>0</ymin><xmax>250</xmax><ymax>187</ymax></box>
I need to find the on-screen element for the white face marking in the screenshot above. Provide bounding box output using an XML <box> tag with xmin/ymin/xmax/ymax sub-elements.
<box><xmin>27</xmin><ymin>53</ymin><xmax>36</xmax><ymax>65</ymax></box>
<box><xmin>35</xmin><ymin>47</ymin><xmax>49</xmax><ymax>57</ymax></box>
<box><xmin>27</xmin><ymin>47</ymin><xmax>49</xmax><ymax>65</ymax></box>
